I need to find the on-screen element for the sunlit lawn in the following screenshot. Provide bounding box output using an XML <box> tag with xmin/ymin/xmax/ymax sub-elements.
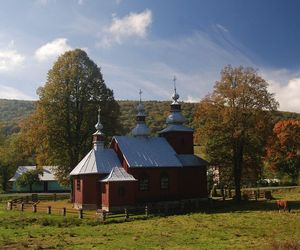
<box><xmin>0</xmin><ymin>188</ymin><xmax>299</xmax><ymax>249</ymax></box>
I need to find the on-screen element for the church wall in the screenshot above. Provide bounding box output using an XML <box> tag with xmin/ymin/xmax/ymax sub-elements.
<box><xmin>101</xmin><ymin>182</ymin><xmax>109</xmax><ymax>210</ymax></box>
<box><xmin>73</xmin><ymin>174</ymin><xmax>105</xmax><ymax>209</ymax></box>
<box><xmin>180</xmin><ymin>167</ymin><xmax>208</xmax><ymax>199</ymax></box>
<box><xmin>73</xmin><ymin>176</ymin><xmax>83</xmax><ymax>205</ymax></box>
<box><xmin>128</xmin><ymin>168</ymin><xmax>181</xmax><ymax>202</ymax></box>
<box><xmin>82</xmin><ymin>174</ymin><xmax>104</xmax><ymax>209</ymax></box>
<box><xmin>108</xmin><ymin>181</ymin><xmax>136</xmax><ymax>208</ymax></box>
<box><xmin>160</xmin><ymin>131</ymin><xmax>194</xmax><ymax>154</ymax></box>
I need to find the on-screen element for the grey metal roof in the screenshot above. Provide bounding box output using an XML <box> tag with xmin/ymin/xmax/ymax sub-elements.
<box><xmin>114</xmin><ymin>136</ymin><xmax>182</xmax><ymax>167</ymax></box>
<box><xmin>166</xmin><ymin>111</ymin><xmax>186</xmax><ymax>125</ymax></box>
<box><xmin>9</xmin><ymin>166</ymin><xmax>57</xmax><ymax>181</ymax></box>
<box><xmin>131</xmin><ymin>123</ymin><xmax>150</xmax><ymax>137</ymax></box>
<box><xmin>177</xmin><ymin>154</ymin><xmax>208</xmax><ymax>167</ymax></box>
<box><xmin>100</xmin><ymin>167</ymin><xmax>137</xmax><ymax>182</ymax></box>
<box><xmin>158</xmin><ymin>124</ymin><xmax>194</xmax><ymax>133</ymax></box>
<box><xmin>69</xmin><ymin>148</ymin><xmax>121</xmax><ymax>176</ymax></box>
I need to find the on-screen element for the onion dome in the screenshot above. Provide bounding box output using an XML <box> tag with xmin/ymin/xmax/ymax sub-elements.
<box><xmin>166</xmin><ymin>76</ymin><xmax>186</xmax><ymax>125</ymax></box>
<box><xmin>93</xmin><ymin>107</ymin><xmax>105</xmax><ymax>150</ymax></box>
<box><xmin>131</xmin><ymin>89</ymin><xmax>150</xmax><ymax>137</ymax></box>
<box><xmin>159</xmin><ymin>77</ymin><xmax>193</xmax><ymax>134</ymax></box>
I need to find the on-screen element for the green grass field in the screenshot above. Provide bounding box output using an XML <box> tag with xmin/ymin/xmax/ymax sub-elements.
<box><xmin>0</xmin><ymin>188</ymin><xmax>300</xmax><ymax>250</ymax></box>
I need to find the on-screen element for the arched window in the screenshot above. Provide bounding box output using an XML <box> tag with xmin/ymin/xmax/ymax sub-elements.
<box><xmin>139</xmin><ymin>173</ymin><xmax>149</xmax><ymax>191</ymax></box>
<box><xmin>160</xmin><ymin>172</ymin><xmax>169</xmax><ymax>190</ymax></box>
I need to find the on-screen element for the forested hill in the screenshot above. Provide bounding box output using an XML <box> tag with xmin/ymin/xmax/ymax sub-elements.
<box><xmin>0</xmin><ymin>99</ymin><xmax>300</xmax><ymax>135</ymax></box>
<box><xmin>0</xmin><ymin>99</ymin><xmax>35</xmax><ymax>134</ymax></box>
<box><xmin>119</xmin><ymin>101</ymin><xmax>197</xmax><ymax>134</ymax></box>
<box><xmin>0</xmin><ymin>99</ymin><xmax>197</xmax><ymax>135</ymax></box>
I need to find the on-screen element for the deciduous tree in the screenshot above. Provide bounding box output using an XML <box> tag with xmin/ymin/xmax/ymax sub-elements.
<box><xmin>20</xmin><ymin>49</ymin><xmax>122</xmax><ymax>184</ymax></box>
<box><xmin>194</xmin><ymin>65</ymin><xmax>278</xmax><ymax>201</ymax></box>
<box><xmin>266</xmin><ymin>120</ymin><xmax>300</xmax><ymax>183</ymax></box>
<box><xmin>16</xmin><ymin>168</ymin><xmax>42</xmax><ymax>192</ymax></box>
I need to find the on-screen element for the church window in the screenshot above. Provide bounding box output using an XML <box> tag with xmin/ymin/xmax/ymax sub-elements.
<box><xmin>139</xmin><ymin>174</ymin><xmax>149</xmax><ymax>191</ymax></box>
<box><xmin>76</xmin><ymin>176</ymin><xmax>81</xmax><ymax>191</ymax></box>
<box><xmin>160</xmin><ymin>172</ymin><xmax>169</xmax><ymax>190</ymax></box>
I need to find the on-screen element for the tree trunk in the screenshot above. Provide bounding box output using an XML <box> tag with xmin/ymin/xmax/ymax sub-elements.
<box><xmin>234</xmin><ymin>140</ymin><xmax>244</xmax><ymax>201</ymax></box>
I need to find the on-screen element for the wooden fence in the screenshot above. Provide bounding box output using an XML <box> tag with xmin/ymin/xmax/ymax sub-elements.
<box><xmin>215</xmin><ymin>188</ymin><xmax>275</xmax><ymax>201</ymax></box>
<box><xmin>6</xmin><ymin>201</ymin><xmax>151</xmax><ymax>222</ymax></box>
<box><xmin>8</xmin><ymin>193</ymin><xmax>69</xmax><ymax>205</ymax></box>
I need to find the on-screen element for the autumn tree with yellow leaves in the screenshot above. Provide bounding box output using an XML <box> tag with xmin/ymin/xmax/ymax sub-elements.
<box><xmin>194</xmin><ymin>65</ymin><xmax>278</xmax><ymax>201</ymax></box>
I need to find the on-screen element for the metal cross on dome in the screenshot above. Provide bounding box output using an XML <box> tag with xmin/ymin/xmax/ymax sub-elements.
<box><xmin>139</xmin><ymin>89</ymin><xmax>142</xmax><ymax>102</ymax></box>
<box><xmin>95</xmin><ymin>106</ymin><xmax>103</xmax><ymax>131</ymax></box>
<box><xmin>173</xmin><ymin>76</ymin><xmax>177</xmax><ymax>94</ymax></box>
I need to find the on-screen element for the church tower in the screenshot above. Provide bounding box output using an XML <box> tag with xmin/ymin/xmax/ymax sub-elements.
<box><xmin>159</xmin><ymin>77</ymin><xmax>194</xmax><ymax>154</ymax></box>
<box><xmin>131</xmin><ymin>89</ymin><xmax>150</xmax><ymax>137</ymax></box>
<box><xmin>93</xmin><ymin>107</ymin><xmax>105</xmax><ymax>150</ymax></box>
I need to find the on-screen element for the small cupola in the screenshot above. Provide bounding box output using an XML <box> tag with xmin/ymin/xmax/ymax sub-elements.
<box><xmin>158</xmin><ymin>77</ymin><xmax>194</xmax><ymax>154</ymax></box>
<box><xmin>93</xmin><ymin>107</ymin><xmax>105</xmax><ymax>151</ymax></box>
<box><xmin>131</xmin><ymin>89</ymin><xmax>150</xmax><ymax>137</ymax></box>
<box><xmin>166</xmin><ymin>76</ymin><xmax>186</xmax><ymax>125</ymax></box>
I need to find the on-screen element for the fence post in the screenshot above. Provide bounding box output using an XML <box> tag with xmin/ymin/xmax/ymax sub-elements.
<box><xmin>78</xmin><ymin>209</ymin><xmax>83</xmax><ymax>219</ymax></box>
<box><xmin>7</xmin><ymin>201</ymin><xmax>12</xmax><ymax>211</ymax></box>
<box><xmin>62</xmin><ymin>207</ymin><xmax>66</xmax><ymax>216</ymax></box>
<box><xmin>145</xmin><ymin>205</ymin><xmax>149</xmax><ymax>217</ymax></box>
<box><xmin>97</xmin><ymin>210</ymin><xmax>106</xmax><ymax>222</ymax></box>
<box><xmin>47</xmin><ymin>206</ymin><xmax>51</xmax><ymax>215</ymax></box>
<box><xmin>32</xmin><ymin>204</ymin><xmax>37</xmax><ymax>213</ymax></box>
<box><xmin>32</xmin><ymin>194</ymin><xmax>38</xmax><ymax>202</ymax></box>
<box><xmin>124</xmin><ymin>208</ymin><xmax>129</xmax><ymax>220</ymax></box>
<box><xmin>53</xmin><ymin>193</ymin><xmax>57</xmax><ymax>201</ymax></box>
<box><xmin>21</xmin><ymin>203</ymin><xmax>24</xmax><ymax>212</ymax></box>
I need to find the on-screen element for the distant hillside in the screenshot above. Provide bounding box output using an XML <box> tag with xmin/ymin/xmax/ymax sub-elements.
<box><xmin>0</xmin><ymin>99</ymin><xmax>299</xmax><ymax>135</ymax></box>
<box><xmin>0</xmin><ymin>99</ymin><xmax>35</xmax><ymax>134</ymax></box>
<box><xmin>0</xmin><ymin>99</ymin><xmax>197</xmax><ymax>135</ymax></box>
<box><xmin>118</xmin><ymin>100</ymin><xmax>197</xmax><ymax>134</ymax></box>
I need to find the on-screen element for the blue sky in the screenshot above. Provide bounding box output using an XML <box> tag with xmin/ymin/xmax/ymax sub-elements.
<box><xmin>0</xmin><ymin>0</ymin><xmax>300</xmax><ymax>112</ymax></box>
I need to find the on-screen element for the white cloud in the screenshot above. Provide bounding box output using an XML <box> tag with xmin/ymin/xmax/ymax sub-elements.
<box><xmin>98</xmin><ymin>9</ymin><xmax>152</xmax><ymax>47</ymax></box>
<box><xmin>0</xmin><ymin>85</ymin><xmax>32</xmax><ymax>100</ymax></box>
<box><xmin>186</xmin><ymin>96</ymin><xmax>200</xmax><ymax>103</ymax></box>
<box><xmin>215</xmin><ymin>24</ymin><xmax>228</xmax><ymax>33</ymax></box>
<box><xmin>97</xmin><ymin>28</ymin><xmax>257</xmax><ymax>101</ymax></box>
<box><xmin>0</xmin><ymin>49</ymin><xmax>25</xmax><ymax>72</ymax></box>
<box><xmin>35</xmin><ymin>38</ymin><xmax>72</xmax><ymax>62</ymax></box>
<box><xmin>267</xmin><ymin>77</ymin><xmax>300</xmax><ymax>113</ymax></box>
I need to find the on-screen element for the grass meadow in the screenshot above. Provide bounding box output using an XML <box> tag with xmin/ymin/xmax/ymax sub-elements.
<box><xmin>0</xmin><ymin>188</ymin><xmax>299</xmax><ymax>249</ymax></box>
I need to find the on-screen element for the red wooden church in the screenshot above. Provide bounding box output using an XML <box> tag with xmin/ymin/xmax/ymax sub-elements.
<box><xmin>70</xmin><ymin>87</ymin><xmax>208</xmax><ymax>210</ymax></box>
